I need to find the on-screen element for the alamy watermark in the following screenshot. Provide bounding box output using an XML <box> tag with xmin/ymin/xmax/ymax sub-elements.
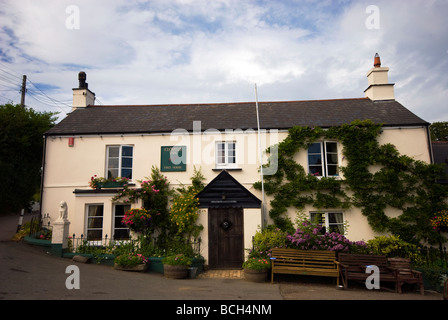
<box><xmin>365</xmin><ymin>5</ymin><xmax>380</xmax><ymax>30</ymax></box>
<box><xmin>365</xmin><ymin>265</ymin><xmax>380</xmax><ymax>290</ymax></box>
<box><xmin>65</xmin><ymin>5</ymin><xmax>80</xmax><ymax>30</ymax></box>
<box><xmin>168</xmin><ymin>120</ymin><xmax>279</xmax><ymax>175</ymax></box>
<box><xmin>65</xmin><ymin>265</ymin><xmax>80</xmax><ymax>290</ymax></box>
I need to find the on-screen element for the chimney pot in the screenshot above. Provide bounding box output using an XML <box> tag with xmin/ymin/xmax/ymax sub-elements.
<box><xmin>78</xmin><ymin>71</ymin><xmax>88</xmax><ymax>89</ymax></box>
<box><xmin>72</xmin><ymin>71</ymin><xmax>95</xmax><ymax>110</ymax></box>
<box><xmin>374</xmin><ymin>53</ymin><xmax>381</xmax><ymax>68</ymax></box>
<box><xmin>365</xmin><ymin>53</ymin><xmax>394</xmax><ymax>101</ymax></box>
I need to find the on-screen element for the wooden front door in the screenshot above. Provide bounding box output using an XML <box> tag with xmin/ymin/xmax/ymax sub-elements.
<box><xmin>208</xmin><ymin>208</ymin><xmax>244</xmax><ymax>269</ymax></box>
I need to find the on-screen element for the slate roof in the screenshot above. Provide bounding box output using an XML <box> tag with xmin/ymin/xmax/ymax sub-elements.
<box><xmin>45</xmin><ymin>98</ymin><xmax>429</xmax><ymax>136</ymax></box>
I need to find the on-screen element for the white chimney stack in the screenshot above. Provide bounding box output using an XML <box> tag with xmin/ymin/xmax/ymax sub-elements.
<box><xmin>72</xmin><ymin>71</ymin><xmax>95</xmax><ymax>111</ymax></box>
<box><xmin>364</xmin><ymin>53</ymin><xmax>395</xmax><ymax>101</ymax></box>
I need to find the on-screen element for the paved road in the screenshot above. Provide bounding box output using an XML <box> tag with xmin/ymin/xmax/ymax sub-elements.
<box><xmin>0</xmin><ymin>212</ymin><xmax>443</xmax><ymax>303</ymax></box>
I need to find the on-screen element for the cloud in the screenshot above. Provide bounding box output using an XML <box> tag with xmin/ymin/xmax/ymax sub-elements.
<box><xmin>0</xmin><ymin>0</ymin><xmax>447</xmax><ymax>123</ymax></box>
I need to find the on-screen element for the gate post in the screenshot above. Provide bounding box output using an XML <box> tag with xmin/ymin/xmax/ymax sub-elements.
<box><xmin>51</xmin><ymin>201</ymin><xmax>71</xmax><ymax>256</ymax></box>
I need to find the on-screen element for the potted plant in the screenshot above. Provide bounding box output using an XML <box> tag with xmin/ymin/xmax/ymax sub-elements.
<box><xmin>162</xmin><ymin>254</ymin><xmax>192</xmax><ymax>279</ymax></box>
<box><xmin>242</xmin><ymin>257</ymin><xmax>271</xmax><ymax>282</ymax></box>
<box><xmin>114</xmin><ymin>253</ymin><xmax>149</xmax><ymax>272</ymax></box>
<box><xmin>89</xmin><ymin>175</ymin><xmax>129</xmax><ymax>189</ymax></box>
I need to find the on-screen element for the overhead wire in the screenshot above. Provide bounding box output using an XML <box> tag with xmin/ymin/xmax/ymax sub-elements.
<box><xmin>0</xmin><ymin>66</ymin><xmax>71</xmax><ymax>115</ymax></box>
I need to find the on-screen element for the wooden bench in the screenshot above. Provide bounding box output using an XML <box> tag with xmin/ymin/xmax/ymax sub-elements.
<box><xmin>270</xmin><ymin>248</ymin><xmax>339</xmax><ymax>285</ymax></box>
<box><xmin>388</xmin><ymin>257</ymin><xmax>424</xmax><ymax>295</ymax></box>
<box><xmin>338</xmin><ymin>253</ymin><xmax>398</xmax><ymax>291</ymax></box>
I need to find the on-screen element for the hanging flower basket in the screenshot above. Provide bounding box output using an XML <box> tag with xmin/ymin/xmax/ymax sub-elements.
<box><xmin>121</xmin><ymin>208</ymin><xmax>152</xmax><ymax>233</ymax></box>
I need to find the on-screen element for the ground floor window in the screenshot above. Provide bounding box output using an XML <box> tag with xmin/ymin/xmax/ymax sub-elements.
<box><xmin>86</xmin><ymin>204</ymin><xmax>104</xmax><ymax>241</ymax></box>
<box><xmin>113</xmin><ymin>204</ymin><xmax>131</xmax><ymax>239</ymax></box>
<box><xmin>310</xmin><ymin>212</ymin><xmax>344</xmax><ymax>234</ymax></box>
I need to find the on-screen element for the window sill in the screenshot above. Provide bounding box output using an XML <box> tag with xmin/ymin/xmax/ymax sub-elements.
<box><xmin>212</xmin><ymin>168</ymin><xmax>242</xmax><ymax>171</ymax></box>
<box><xmin>312</xmin><ymin>175</ymin><xmax>341</xmax><ymax>180</ymax></box>
<box><xmin>74</xmin><ymin>184</ymin><xmax>137</xmax><ymax>196</ymax></box>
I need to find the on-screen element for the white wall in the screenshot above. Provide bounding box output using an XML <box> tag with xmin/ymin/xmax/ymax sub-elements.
<box><xmin>42</xmin><ymin>124</ymin><xmax>432</xmax><ymax>257</ymax></box>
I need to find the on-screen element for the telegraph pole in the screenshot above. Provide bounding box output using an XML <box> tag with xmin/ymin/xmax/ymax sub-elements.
<box><xmin>20</xmin><ymin>75</ymin><xmax>27</xmax><ymax>108</ymax></box>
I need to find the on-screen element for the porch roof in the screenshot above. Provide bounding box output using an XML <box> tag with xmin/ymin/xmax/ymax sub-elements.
<box><xmin>197</xmin><ymin>170</ymin><xmax>261</xmax><ymax>208</ymax></box>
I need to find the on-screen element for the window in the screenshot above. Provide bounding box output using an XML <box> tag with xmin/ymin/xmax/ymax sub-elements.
<box><xmin>86</xmin><ymin>204</ymin><xmax>104</xmax><ymax>241</ymax></box>
<box><xmin>113</xmin><ymin>204</ymin><xmax>131</xmax><ymax>240</ymax></box>
<box><xmin>308</xmin><ymin>142</ymin><xmax>339</xmax><ymax>177</ymax></box>
<box><xmin>310</xmin><ymin>212</ymin><xmax>344</xmax><ymax>234</ymax></box>
<box><xmin>106</xmin><ymin>145</ymin><xmax>133</xmax><ymax>179</ymax></box>
<box><xmin>216</xmin><ymin>141</ymin><xmax>236</xmax><ymax>168</ymax></box>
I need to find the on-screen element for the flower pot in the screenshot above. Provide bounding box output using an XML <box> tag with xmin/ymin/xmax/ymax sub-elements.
<box><xmin>163</xmin><ymin>264</ymin><xmax>189</xmax><ymax>279</ymax></box>
<box><xmin>244</xmin><ymin>268</ymin><xmax>269</xmax><ymax>282</ymax></box>
<box><xmin>114</xmin><ymin>263</ymin><xmax>149</xmax><ymax>272</ymax></box>
<box><xmin>189</xmin><ymin>267</ymin><xmax>198</xmax><ymax>279</ymax></box>
<box><xmin>148</xmin><ymin>257</ymin><xmax>165</xmax><ymax>273</ymax></box>
<box><xmin>99</xmin><ymin>181</ymin><xmax>126</xmax><ymax>188</ymax></box>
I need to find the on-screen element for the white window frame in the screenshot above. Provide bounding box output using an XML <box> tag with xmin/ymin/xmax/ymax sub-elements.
<box><xmin>106</xmin><ymin>145</ymin><xmax>133</xmax><ymax>180</ymax></box>
<box><xmin>215</xmin><ymin>141</ymin><xmax>237</xmax><ymax>169</ymax></box>
<box><xmin>113</xmin><ymin>204</ymin><xmax>131</xmax><ymax>240</ymax></box>
<box><xmin>310</xmin><ymin>211</ymin><xmax>345</xmax><ymax>235</ymax></box>
<box><xmin>85</xmin><ymin>204</ymin><xmax>104</xmax><ymax>242</ymax></box>
<box><xmin>307</xmin><ymin>141</ymin><xmax>339</xmax><ymax>178</ymax></box>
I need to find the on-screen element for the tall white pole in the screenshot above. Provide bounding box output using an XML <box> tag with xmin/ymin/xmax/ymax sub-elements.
<box><xmin>255</xmin><ymin>83</ymin><xmax>266</xmax><ymax>229</ymax></box>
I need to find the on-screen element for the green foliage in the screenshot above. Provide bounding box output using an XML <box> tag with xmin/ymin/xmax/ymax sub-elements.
<box><xmin>366</xmin><ymin>235</ymin><xmax>423</xmax><ymax>264</ymax></box>
<box><xmin>114</xmin><ymin>253</ymin><xmax>148</xmax><ymax>267</ymax></box>
<box><xmin>242</xmin><ymin>257</ymin><xmax>271</xmax><ymax>270</ymax></box>
<box><xmin>255</xmin><ymin>120</ymin><xmax>448</xmax><ymax>245</ymax></box>
<box><xmin>250</xmin><ymin>225</ymin><xmax>288</xmax><ymax>258</ymax></box>
<box><xmin>162</xmin><ymin>253</ymin><xmax>192</xmax><ymax>266</ymax></box>
<box><xmin>112</xmin><ymin>167</ymin><xmax>204</xmax><ymax>258</ymax></box>
<box><xmin>170</xmin><ymin>166</ymin><xmax>205</xmax><ymax>238</ymax></box>
<box><xmin>287</xmin><ymin>217</ymin><xmax>368</xmax><ymax>252</ymax></box>
<box><xmin>0</xmin><ymin>104</ymin><xmax>57</xmax><ymax>213</ymax></box>
<box><xmin>430</xmin><ymin>122</ymin><xmax>448</xmax><ymax>141</ymax></box>
<box><xmin>113</xmin><ymin>166</ymin><xmax>172</xmax><ymax>235</ymax></box>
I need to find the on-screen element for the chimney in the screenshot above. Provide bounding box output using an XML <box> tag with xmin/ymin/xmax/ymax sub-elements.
<box><xmin>72</xmin><ymin>71</ymin><xmax>95</xmax><ymax>111</ymax></box>
<box><xmin>364</xmin><ymin>53</ymin><xmax>395</xmax><ymax>101</ymax></box>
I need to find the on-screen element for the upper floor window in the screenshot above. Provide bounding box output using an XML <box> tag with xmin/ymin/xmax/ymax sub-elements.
<box><xmin>106</xmin><ymin>145</ymin><xmax>133</xmax><ymax>180</ymax></box>
<box><xmin>216</xmin><ymin>141</ymin><xmax>236</xmax><ymax>168</ymax></box>
<box><xmin>307</xmin><ymin>142</ymin><xmax>339</xmax><ymax>177</ymax></box>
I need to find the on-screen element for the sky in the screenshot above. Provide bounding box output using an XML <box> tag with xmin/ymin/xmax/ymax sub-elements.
<box><xmin>0</xmin><ymin>0</ymin><xmax>447</xmax><ymax>123</ymax></box>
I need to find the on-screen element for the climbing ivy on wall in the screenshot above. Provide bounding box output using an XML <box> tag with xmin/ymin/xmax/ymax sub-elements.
<box><xmin>254</xmin><ymin>120</ymin><xmax>448</xmax><ymax>245</ymax></box>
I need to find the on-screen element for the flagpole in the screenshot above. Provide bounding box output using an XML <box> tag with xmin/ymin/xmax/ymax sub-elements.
<box><xmin>255</xmin><ymin>83</ymin><xmax>266</xmax><ymax>229</ymax></box>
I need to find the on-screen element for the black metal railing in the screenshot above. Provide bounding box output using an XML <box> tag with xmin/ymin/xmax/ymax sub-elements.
<box><xmin>68</xmin><ymin>234</ymin><xmax>135</xmax><ymax>254</ymax></box>
<box><xmin>28</xmin><ymin>216</ymin><xmax>52</xmax><ymax>240</ymax></box>
<box><xmin>67</xmin><ymin>233</ymin><xmax>201</xmax><ymax>257</ymax></box>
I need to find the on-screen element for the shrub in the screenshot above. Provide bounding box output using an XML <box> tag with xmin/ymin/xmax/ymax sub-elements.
<box><xmin>162</xmin><ymin>254</ymin><xmax>192</xmax><ymax>266</ymax></box>
<box><xmin>115</xmin><ymin>253</ymin><xmax>149</xmax><ymax>267</ymax></box>
<box><xmin>366</xmin><ymin>235</ymin><xmax>423</xmax><ymax>264</ymax></box>
<box><xmin>286</xmin><ymin>220</ymin><xmax>367</xmax><ymax>253</ymax></box>
<box><xmin>250</xmin><ymin>225</ymin><xmax>288</xmax><ymax>258</ymax></box>
<box><xmin>242</xmin><ymin>257</ymin><xmax>271</xmax><ymax>271</ymax></box>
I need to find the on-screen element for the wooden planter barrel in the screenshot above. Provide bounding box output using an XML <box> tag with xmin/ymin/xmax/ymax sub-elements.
<box><xmin>244</xmin><ymin>268</ymin><xmax>269</xmax><ymax>282</ymax></box>
<box><xmin>163</xmin><ymin>264</ymin><xmax>189</xmax><ymax>279</ymax></box>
